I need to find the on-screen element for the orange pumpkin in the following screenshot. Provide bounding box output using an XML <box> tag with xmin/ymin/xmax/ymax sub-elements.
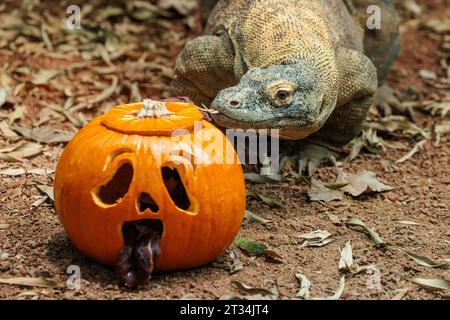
<box><xmin>54</xmin><ymin>99</ymin><xmax>246</xmax><ymax>286</ymax></box>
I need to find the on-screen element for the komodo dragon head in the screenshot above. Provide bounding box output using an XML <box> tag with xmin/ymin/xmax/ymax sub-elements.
<box><xmin>210</xmin><ymin>60</ymin><xmax>338</xmax><ymax>140</ymax></box>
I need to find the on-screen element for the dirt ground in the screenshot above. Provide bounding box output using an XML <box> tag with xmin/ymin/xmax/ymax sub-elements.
<box><xmin>0</xmin><ymin>0</ymin><xmax>449</xmax><ymax>300</ymax></box>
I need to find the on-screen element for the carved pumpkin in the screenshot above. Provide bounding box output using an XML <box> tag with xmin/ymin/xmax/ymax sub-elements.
<box><xmin>54</xmin><ymin>99</ymin><xmax>246</xmax><ymax>287</ymax></box>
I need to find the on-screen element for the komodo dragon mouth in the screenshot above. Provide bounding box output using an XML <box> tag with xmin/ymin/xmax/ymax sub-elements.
<box><xmin>116</xmin><ymin>219</ymin><xmax>162</xmax><ymax>288</ymax></box>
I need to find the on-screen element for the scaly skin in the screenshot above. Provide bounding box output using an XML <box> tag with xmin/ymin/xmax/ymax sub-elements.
<box><xmin>171</xmin><ymin>0</ymin><xmax>400</xmax><ymax>172</ymax></box>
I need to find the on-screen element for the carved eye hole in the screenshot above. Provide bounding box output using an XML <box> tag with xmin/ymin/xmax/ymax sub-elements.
<box><xmin>94</xmin><ymin>163</ymin><xmax>134</xmax><ymax>206</ymax></box>
<box><xmin>161</xmin><ymin>167</ymin><xmax>191</xmax><ymax>211</ymax></box>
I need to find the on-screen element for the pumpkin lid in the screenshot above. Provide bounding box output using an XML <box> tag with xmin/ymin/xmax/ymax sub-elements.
<box><xmin>101</xmin><ymin>99</ymin><xmax>204</xmax><ymax>136</ymax></box>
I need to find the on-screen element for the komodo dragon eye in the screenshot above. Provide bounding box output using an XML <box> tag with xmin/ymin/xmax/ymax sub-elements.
<box><xmin>265</xmin><ymin>80</ymin><xmax>297</xmax><ymax>107</ymax></box>
<box><xmin>276</xmin><ymin>90</ymin><xmax>291</xmax><ymax>101</ymax></box>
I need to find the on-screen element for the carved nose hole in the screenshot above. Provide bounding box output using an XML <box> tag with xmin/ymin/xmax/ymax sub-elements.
<box><xmin>138</xmin><ymin>193</ymin><xmax>159</xmax><ymax>213</ymax></box>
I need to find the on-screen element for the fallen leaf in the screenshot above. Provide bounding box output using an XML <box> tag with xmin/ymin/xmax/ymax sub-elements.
<box><xmin>367</xmin><ymin>116</ymin><xmax>430</xmax><ymax>139</ymax></box>
<box><xmin>0</xmin><ymin>168</ymin><xmax>26</xmax><ymax>176</ymax></box>
<box><xmin>402</xmin><ymin>0</ymin><xmax>422</xmax><ymax>15</ymax></box>
<box><xmin>339</xmin><ymin>170</ymin><xmax>393</xmax><ymax>197</ymax></box>
<box><xmin>391</xmin><ymin>287</ymin><xmax>410</xmax><ymax>300</ymax></box>
<box><xmin>229</xmin><ymin>246</ymin><xmax>243</xmax><ymax>274</ymax></box>
<box><xmin>8</xmin><ymin>105</ymin><xmax>25</xmax><ymax>124</ymax></box>
<box><xmin>419</xmin><ymin>69</ymin><xmax>437</xmax><ymax>80</ymax></box>
<box><xmin>339</xmin><ymin>241</ymin><xmax>353</xmax><ymax>271</ymax></box>
<box><xmin>0</xmin><ymin>120</ymin><xmax>19</xmax><ymax>138</ymax></box>
<box><xmin>396</xmin><ymin>220</ymin><xmax>419</xmax><ymax>226</ymax></box>
<box><xmin>247</xmin><ymin>191</ymin><xmax>283</xmax><ymax>208</ymax></box>
<box><xmin>0</xmin><ymin>87</ymin><xmax>9</xmax><ymax>107</ymax></box>
<box><xmin>244</xmin><ymin>210</ymin><xmax>271</xmax><ymax>225</ymax></box>
<box><xmin>312</xmin><ymin>276</ymin><xmax>346</xmax><ymax>300</ymax></box>
<box><xmin>345</xmin><ymin>218</ymin><xmax>387</xmax><ymax>247</ymax></box>
<box><xmin>296</xmin><ymin>274</ymin><xmax>346</xmax><ymax>300</ymax></box>
<box><xmin>299</xmin><ymin>229</ymin><xmax>334</xmax><ymax>247</ymax></box>
<box><xmin>244</xmin><ymin>173</ymin><xmax>284</xmax><ymax>184</ymax></box>
<box><xmin>295</xmin><ymin>274</ymin><xmax>311</xmax><ymax>300</ymax></box>
<box><xmin>0</xmin><ymin>141</ymin><xmax>43</xmax><ymax>161</ymax></box>
<box><xmin>90</xmin><ymin>76</ymin><xmax>118</xmax><ymax>104</ymax></box>
<box><xmin>396</xmin><ymin>140</ymin><xmax>427</xmax><ymax>163</ymax></box>
<box><xmin>231</xmin><ymin>281</ymin><xmax>274</xmax><ymax>296</ymax></box>
<box><xmin>0</xmin><ymin>224</ymin><xmax>10</xmax><ymax>230</ymax></box>
<box><xmin>349</xmin><ymin>129</ymin><xmax>382</xmax><ymax>161</ymax></box>
<box><xmin>31</xmin><ymin>69</ymin><xmax>59</xmax><ymax>85</ymax></box>
<box><xmin>265</xmin><ymin>250</ymin><xmax>284</xmax><ymax>263</ymax></box>
<box><xmin>424</xmin><ymin>19</ymin><xmax>450</xmax><ymax>34</ymax></box>
<box><xmin>158</xmin><ymin>0</ymin><xmax>197</xmax><ymax>16</ymax></box>
<box><xmin>0</xmin><ymin>168</ymin><xmax>54</xmax><ymax>176</ymax></box>
<box><xmin>234</xmin><ymin>236</ymin><xmax>266</xmax><ymax>256</ymax></box>
<box><xmin>13</xmin><ymin>126</ymin><xmax>74</xmax><ymax>144</ymax></box>
<box><xmin>401</xmin><ymin>250</ymin><xmax>448</xmax><ymax>268</ymax></box>
<box><xmin>30</xmin><ymin>196</ymin><xmax>49</xmax><ymax>209</ymax></box>
<box><xmin>308</xmin><ymin>179</ymin><xmax>344</xmax><ymax>202</ymax></box>
<box><xmin>0</xmin><ymin>277</ymin><xmax>58</xmax><ymax>288</ymax></box>
<box><xmin>412</xmin><ymin>278</ymin><xmax>450</xmax><ymax>291</ymax></box>
<box><xmin>328</xmin><ymin>214</ymin><xmax>343</xmax><ymax>225</ymax></box>
<box><xmin>37</xmin><ymin>185</ymin><xmax>54</xmax><ymax>201</ymax></box>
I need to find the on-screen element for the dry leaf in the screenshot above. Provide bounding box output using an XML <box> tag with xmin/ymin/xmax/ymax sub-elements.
<box><xmin>234</xmin><ymin>236</ymin><xmax>266</xmax><ymax>256</ymax></box>
<box><xmin>349</xmin><ymin>129</ymin><xmax>382</xmax><ymax>161</ymax></box>
<box><xmin>231</xmin><ymin>281</ymin><xmax>275</xmax><ymax>297</ymax></box>
<box><xmin>31</xmin><ymin>69</ymin><xmax>59</xmax><ymax>85</ymax></box>
<box><xmin>396</xmin><ymin>140</ymin><xmax>427</xmax><ymax>163</ymax></box>
<box><xmin>0</xmin><ymin>224</ymin><xmax>10</xmax><ymax>230</ymax></box>
<box><xmin>37</xmin><ymin>185</ymin><xmax>54</xmax><ymax>201</ymax></box>
<box><xmin>299</xmin><ymin>229</ymin><xmax>334</xmax><ymax>247</ymax></box>
<box><xmin>296</xmin><ymin>274</ymin><xmax>346</xmax><ymax>300</ymax></box>
<box><xmin>247</xmin><ymin>191</ymin><xmax>283</xmax><ymax>208</ymax></box>
<box><xmin>308</xmin><ymin>178</ymin><xmax>344</xmax><ymax>202</ymax></box>
<box><xmin>396</xmin><ymin>220</ymin><xmax>419</xmax><ymax>226</ymax></box>
<box><xmin>244</xmin><ymin>210</ymin><xmax>271</xmax><ymax>225</ymax></box>
<box><xmin>391</xmin><ymin>287</ymin><xmax>410</xmax><ymax>300</ymax></box>
<box><xmin>0</xmin><ymin>87</ymin><xmax>9</xmax><ymax>107</ymax></box>
<box><xmin>401</xmin><ymin>250</ymin><xmax>448</xmax><ymax>268</ymax></box>
<box><xmin>412</xmin><ymin>278</ymin><xmax>450</xmax><ymax>291</ymax></box>
<box><xmin>244</xmin><ymin>173</ymin><xmax>284</xmax><ymax>184</ymax></box>
<box><xmin>296</xmin><ymin>274</ymin><xmax>311</xmax><ymax>300</ymax></box>
<box><xmin>90</xmin><ymin>76</ymin><xmax>118</xmax><ymax>104</ymax></box>
<box><xmin>0</xmin><ymin>168</ymin><xmax>54</xmax><ymax>176</ymax></box>
<box><xmin>0</xmin><ymin>120</ymin><xmax>19</xmax><ymax>138</ymax></box>
<box><xmin>346</xmin><ymin>218</ymin><xmax>387</xmax><ymax>247</ymax></box>
<box><xmin>339</xmin><ymin>241</ymin><xmax>353</xmax><ymax>271</ymax></box>
<box><xmin>8</xmin><ymin>105</ymin><xmax>25</xmax><ymax>124</ymax></box>
<box><xmin>0</xmin><ymin>277</ymin><xmax>58</xmax><ymax>288</ymax></box>
<box><xmin>13</xmin><ymin>126</ymin><xmax>74</xmax><ymax>144</ymax></box>
<box><xmin>339</xmin><ymin>170</ymin><xmax>393</xmax><ymax>197</ymax></box>
<box><xmin>229</xmin><ymin>246</ymin><xmax>243</xmax><ymax>274</ymax></box>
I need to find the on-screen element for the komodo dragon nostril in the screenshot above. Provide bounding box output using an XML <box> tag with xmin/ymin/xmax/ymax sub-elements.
<box><xmin>229</xmin><ymin>100</ymin><xmax>241</xmax><ymax>108</ymax></box>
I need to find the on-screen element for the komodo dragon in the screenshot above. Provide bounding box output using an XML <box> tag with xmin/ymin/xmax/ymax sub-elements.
<box><xmin>171</xmin><ymin>0</ymin><xmax>401</xmax><ymax>174</ymax></box>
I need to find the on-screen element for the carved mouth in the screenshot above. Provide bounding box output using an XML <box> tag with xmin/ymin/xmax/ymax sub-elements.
<box><xmin>116</xmin><ymin>219</ymin><xmax>163</xmax><ymax>288</ymax></box>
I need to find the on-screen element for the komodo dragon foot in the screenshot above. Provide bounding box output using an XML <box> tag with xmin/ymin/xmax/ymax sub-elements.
<box><xmin>280</xmin><ymin>140</ymin><xmax>340</xmax><ymax>176</ymax></box>
<box><xmin>375</xmin><ymin>84</ymin><xmax>416</xmax><ymax>121</ymax></box>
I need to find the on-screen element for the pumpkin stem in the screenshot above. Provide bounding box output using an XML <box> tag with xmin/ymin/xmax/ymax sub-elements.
<box><xmin>137</xmin><ymin>99</ymin><xmax>174</xmax><ymax>119</ymax></box>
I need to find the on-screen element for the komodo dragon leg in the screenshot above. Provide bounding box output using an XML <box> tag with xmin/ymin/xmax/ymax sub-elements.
<box><xmin>296</xmin><ymin>49</ymin><xmax>378</xmax><ymax>175</ymax></box>
<box><xmin>350</xmin><ymin>0</ymin><xmax>406</xmax><ymax>118</ymax></box>
<box><xmin>199</xmin><ymin>0</ymin><xmax>219</xmax><ymax>27</ymax></box>
<box><xmin>170</xmin><ymin>35</ymin><xmax>236</xmax><ymax>106</ymax></box>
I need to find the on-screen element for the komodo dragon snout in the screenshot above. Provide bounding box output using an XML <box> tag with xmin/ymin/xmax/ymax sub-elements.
<box><xmin>210</xmin><ymin>61</ymin><xmax>337</xmax><ymax>140</ymax></box>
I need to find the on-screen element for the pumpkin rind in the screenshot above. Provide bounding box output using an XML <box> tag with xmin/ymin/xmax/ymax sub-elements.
<box><xmin>54</xmin><ymin>102</ymin><xmax>246</xmax><ymax>272</ymax></box>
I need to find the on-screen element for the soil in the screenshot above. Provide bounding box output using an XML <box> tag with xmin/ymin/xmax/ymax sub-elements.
<box><xmin>0</xmin><ymin>0</ymin><xmax>449</xmax><ymax>300</ymax></box>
